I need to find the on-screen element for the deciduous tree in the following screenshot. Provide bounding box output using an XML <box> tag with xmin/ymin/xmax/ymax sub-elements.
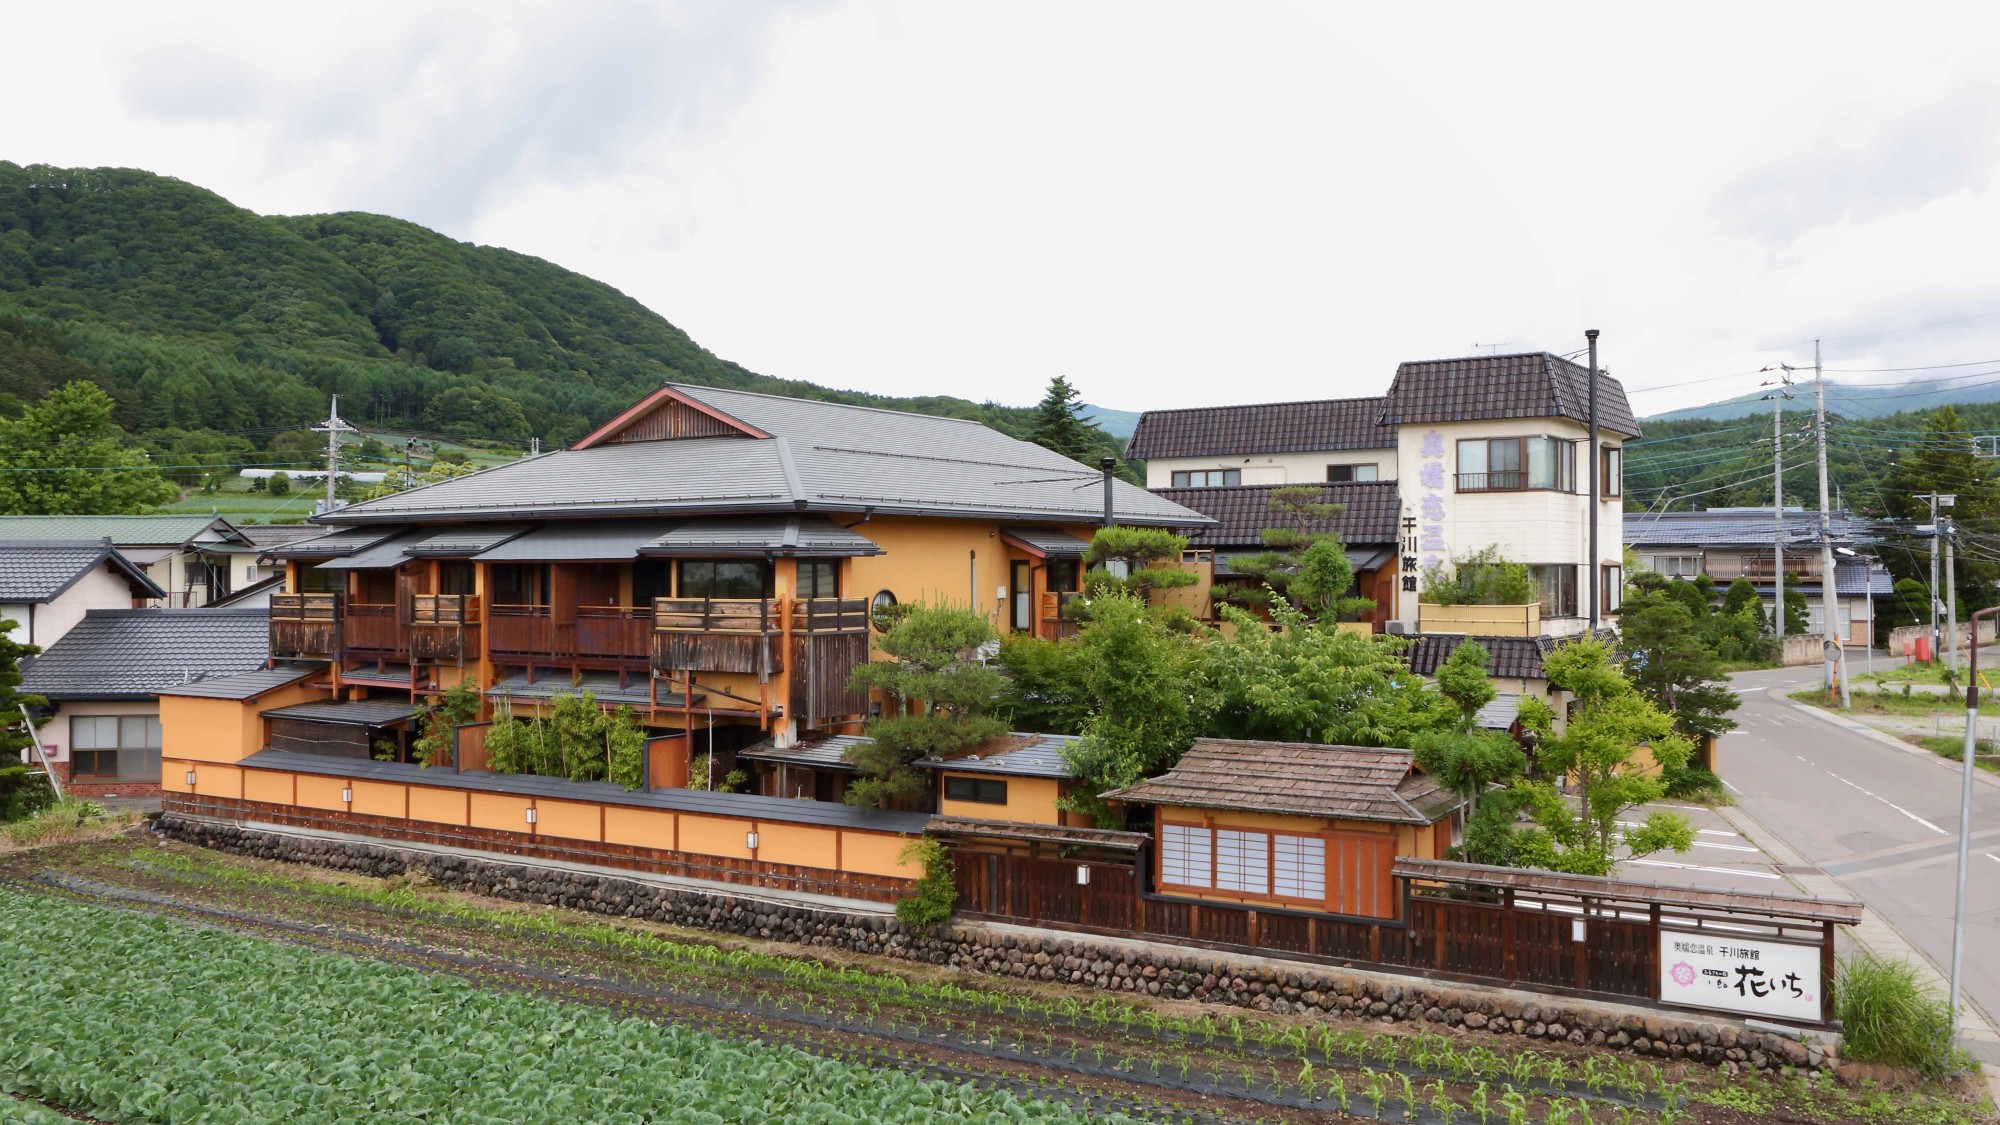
<box><xmin>0</xmin><ymin>382</ymin><xmax>178</xmax><ymax>514</ymax></box>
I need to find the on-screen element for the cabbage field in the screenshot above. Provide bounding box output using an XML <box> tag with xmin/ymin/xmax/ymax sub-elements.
<box><xmin>0</xmin><ymin>888</ymin><xmax>1132</xmax><ymax>1124</ymax></box>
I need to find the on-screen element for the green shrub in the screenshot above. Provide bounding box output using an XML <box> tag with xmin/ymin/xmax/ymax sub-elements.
<box><xmin>4</xmin><ymin>797</ymin><xmax>109</xmax><ymax>846</ymax></box>
<box><xmin>1661</xmin><ymin>763</ymin><xmax>1724</xmax><ymax>800</ymax></box>
<box><xmin>0</xmin><ymin>762</ymin><xmax>56</xmax><ymax>822</ymax></box>
<box><xmin>1421</xmin><ymin>546</ymin><xmax>1535</xmax><ymax>606</ymax></box>
<box><xmin>894</xmin><ymin>837</ymin><xmax>956</xmax><ymax>930</ymax></box>
<box><xmin>1836</xmin><ymin>953</ymin><xmax>1956</xmax><ymax>1076</ymax></box>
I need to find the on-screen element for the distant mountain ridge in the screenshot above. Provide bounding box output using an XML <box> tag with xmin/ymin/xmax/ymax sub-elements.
<box><xmin>0</xmin><ymin>162</ymin><xmax>1125</xmax><ymax>468</ymax></box>
<box><xmin>1644</xmin><ymin>375</ymin><xmax>2000</xmax><ymax>422</ymax></box>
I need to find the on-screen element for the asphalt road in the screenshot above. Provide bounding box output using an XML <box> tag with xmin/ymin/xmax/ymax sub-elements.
<box><xmin>1720</xmin><ymin>663</ymin><xmax>2000</xmax><ymax>1029</ymax></box>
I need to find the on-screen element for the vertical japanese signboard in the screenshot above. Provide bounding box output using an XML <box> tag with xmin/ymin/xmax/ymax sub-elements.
<box><xmin>1657</xmin><ymin>930</ymin><xmax>1821</xmax><ymax>1023</ymax></box>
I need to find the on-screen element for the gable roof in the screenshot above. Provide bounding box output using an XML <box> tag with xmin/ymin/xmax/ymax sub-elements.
<box><xmin>20</xmin><ymin>608</ymin><xmax>271</xmax><ymax>700</ymax></box>
<box><xmin>1624</xmin><ymin>507</ymin><xmax>1870</xmax><ymax>549</ymax></box>
<box><xmin>1151</xmin><ymin>481</ymin><xmax>1400</xmax><ymax>549</ymax></box>
<box><xmin>0</xmin><ymin>515</ymin><xmax>245</xmax><ymax>548</ymax></box>
<box><xmin>1125</xmin><ymin>397</ymin><xmax>1395</xmax><ymax>460</ymax></box>
<box><xmin>233</xmin><ymin>524</ymin><xmax>325</xmax><ymax>548</ymax></box>
<box><xmin>1379</xmin><ymin>352</ymin><xmax>1640</xmax><ymax>439</ymax></box>
<box><xmin>314</xmin><ymin>383</ymin><xmax>1209</xmax><ymax>529</ymax></box>
<box><xmin>1102</xmin><ymin>738</ymin><xmax>1461</xmax><ymax>824</ymax></box>
<box><xmin>0</xmin><ymin>540</ymin><xmax>166</xmax><ymax>603</ymax></box>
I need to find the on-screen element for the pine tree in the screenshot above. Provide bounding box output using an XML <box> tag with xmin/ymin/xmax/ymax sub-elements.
<box><xmin>844</xmin><ymin>605</ymin><xmax>1007</xmax><ymax>809</ymax></box>
<box><xmin>1026</xmin><ymin>376</ymin><xmax>1097</xmax><ymax>463</ymax></box>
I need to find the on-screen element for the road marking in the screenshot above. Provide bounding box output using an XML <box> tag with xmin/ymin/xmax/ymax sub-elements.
<box><xmin>1693</xmin><ymin>841</ymin><xmax>1761</xmax><ymax>853</ymax></box>
<box><xmin>1627</xmin><ymin>859</ymin><xmax>1783</xmax><ymax>880</ymax></box>
<box><xmin>1722</xmin><ymin>779</ymin><xmax>1745</xmax><ymax>795</ymax></box>
<box><xmin>1989</xmin><ymin>854</ymin><xmax>2000</xmax><ymax>865</ymax></box>
<box><xmin>1780</xmin><ymin>751</ymin><xmax>1949</xmax><ymax>835</ymax></box>
<box><xmin>1619</xmin><ymin>820</ymin><xmax>1739</xmax><ymax>838</ymax></box>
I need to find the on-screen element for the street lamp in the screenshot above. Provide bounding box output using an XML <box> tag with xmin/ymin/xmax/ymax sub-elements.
<box><xmin>1954</xmin><ymin>606</ymin><xmax>1996</xmax><ymax>1036</ymax></box>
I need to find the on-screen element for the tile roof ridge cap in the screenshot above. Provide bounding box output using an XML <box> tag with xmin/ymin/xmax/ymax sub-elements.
<box><xmin>1137</xmin><ymin>395</ymin><xmax>1390</xmax><ymax>415</ymax></box>
<box><xmin>668</xmin><ymin>382</ymin><xmax>987</xmax><ymax>425</ymax></box>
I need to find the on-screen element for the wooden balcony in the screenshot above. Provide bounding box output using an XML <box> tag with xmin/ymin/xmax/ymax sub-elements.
<box><xmin>652</xmin><ymin>597</ymin><xmax>867</xmax><ymax>675</ymax></box>
<box><xmin>270</xmin><ymin>593</ymin><xmax>340</xmax><ymax>660</ymax></box>
<box><xmin>411</xmin><ymin>594</ymin><xmax>480</xmax><ymax>664</ymax></box>
<box><xmin>488</xmin><ymin>604</ymin><xmax>650</xmax><ymax>667</ymax></box>
<box><xmin>343</xmin><ymin>603</ymin><xmax>408</xmax><ymax>661</ymax></box>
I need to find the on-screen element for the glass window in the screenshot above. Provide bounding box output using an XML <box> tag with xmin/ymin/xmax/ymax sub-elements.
<box><xmin>1603</xmin><ymin>565</ymin><xmax>1624</xmax><ymax>614</ymax></box>
<box><xmin>870</xmin><ymin>589</ymin><xmax>899</xmax><ymax>632</ymax></box>
<box><xmin>1456</xmin><ymin>439</ymin><xmax>1487</xmax><ymax>477</ymax></box>
<box><xmin>1457</xmin><ymin>439</ymin><xmax>1525</xmax><ymax>491</ymax></box>
<box><xmin>1160</xmin><ymin>823</ymin><xmax>1213</xmax><ymax>889</ymax></box>
<box><xmin>677</xmin><ymin>560</ymin><xmax>772</xmax><ymax>599</ymax></box>
<box><xmin>1526</xmin><ymin>437</ymin><xmax>1573</xmax><ymax>490</ymax></box>
<box><xmin>1530</xmin><ymin>564</ymin><xmax>1578</xmax><ymax>617</ymax></box>
<box><xmin>1601</xmin><ymin>446</ymin><xmax>1623</xmax><ymax>497</ymax></box>
<box><xmin>70</xmin><ymin>714</ymin><xmax>160</xmax><ymax>781</ymax></box>
<box><xmin>1215</xmin><ymin>829</ymin><xmax>1271</xmax><ymax>895</ymax></box>
<box><xmin>1273</xmin><ymin>835</ymin><xmax>1326</xmax><ymax>901</ymax></box>
<box><xmin>1170</xmin><ymin>469</ymin><xmax>1241</xmax><ymax>487</ymax></box>
<box><xmin>632</xmin><ymin>560</ymin><xmax>672</xmax><ymax>605</ymax></box>
<box><xmin>797</xmin><ymin>560</ymin><xmax>840</xmax><ymax>599</ymax></box>
<box><xmin>1325</xmin><ymin>464</ymin><xmax>1380</xmax><ymax>482</ymax></box>
<box><xmin>1047</xmin><ymin>559</ymin><xmax>1081</xmax><ymax>593</ymax></box>
<box><xmin>943</xmin><ymin>775</ymin><xmax>1008</xmax><ymax>804</ymax></box>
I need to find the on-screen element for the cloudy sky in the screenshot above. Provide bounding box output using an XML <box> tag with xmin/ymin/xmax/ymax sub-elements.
<box><xmin>8</xmin><ymin>1</ymin><xmax>2000</xmax><ymax>416</ymax></box>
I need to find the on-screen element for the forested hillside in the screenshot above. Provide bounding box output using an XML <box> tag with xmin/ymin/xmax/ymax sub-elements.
<box><xmin>0</xmin><ymin>162</ymin><xmax>1125</xmax><ymax>472</ymax></box>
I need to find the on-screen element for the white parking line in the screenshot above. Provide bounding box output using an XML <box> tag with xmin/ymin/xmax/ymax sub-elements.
<box><xmin>1989</xmin><ymin>854</ymin><xmax>2000</xmax><ymax>865</ymax></box>
<box><xmin>1621</xmin><ymin>820</ymin><xmax>1738</xmax><ymax>839</ymax></box>
<box><xmin>1692</xmin><ymin>841</ymin><xmax>1760</xmax><ymax>853</ymax></box>
<box><xmin>1628</xmin><ymin>859</ymin><xmax>1783</xmax><ymax>880</ymax></box>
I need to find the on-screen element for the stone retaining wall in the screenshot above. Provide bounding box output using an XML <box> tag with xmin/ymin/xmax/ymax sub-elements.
<box><xmin>156</xmin><ymin>814</ymin><xmax>1833</xmax><ymax>1074</ymax></box>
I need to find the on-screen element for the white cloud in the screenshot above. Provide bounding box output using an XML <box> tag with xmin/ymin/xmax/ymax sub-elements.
<box><xmin>9</xmin><ymin>0</ymin><xmax>2000</xmax><ymax>416</ymax></box>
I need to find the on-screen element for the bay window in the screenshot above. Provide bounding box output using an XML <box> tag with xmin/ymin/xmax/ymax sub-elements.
<box><xmin>1530</xmin><ymin>564</ymin><xmax>1578</xmax><ymax>617</ymax></box>
<box><xmin>1456</xmin><ymin>437</ymin><xmax>1575</xmax><ymax>492</ymax></box>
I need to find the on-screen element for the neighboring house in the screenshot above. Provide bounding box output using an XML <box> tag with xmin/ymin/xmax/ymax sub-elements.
<box><xmin>1131</xmin><ymin>352</ymin><xmax>1636</xmax><ymax>637</ymax></box>
<box><xmin>1401</xmin><ymin>632</ymin><xmax>1570</xmax><ymax>726</ymax></box>
<box><xmin>0</xmin><ymin>539</ymin><xmax>166</xmax><ymax>647</ymax></box>
<box><xmin>0</xmin><ymin>515</ymin><xmax>261</xmax><ymax>607</ymax></box>
<box><xmin>186</xmin><ymin>382</ymin><xmax>1207</xmax><ymax>802</ymax></box>
<box><xmin>17</xmin><ymin>608</ymin><xmax>284</xmax><ymax>796</ymax></box>
<box><xmin>1126</xmin><ymin>397</ymin><xmax>1398</xmax><ymax>487</ymax></box>
<box><xmin>740</xmin><ymin>730</ymin><xmax>1087</xmax><ymax>824</ymax></box>
<box><xmin>1100</xmin><ymin>739</ymin><xmax>1464</xmax><ymax>920</ymax></box>
<box><xmin>1150</xmin><ymin>480</ymin><xmax>1401</xmax><ymax>626</ymax></box>
<box><xmin>1623</xmin><ymin>506</ymin><xmax>1893</xmax><ymax>644</ymax></box>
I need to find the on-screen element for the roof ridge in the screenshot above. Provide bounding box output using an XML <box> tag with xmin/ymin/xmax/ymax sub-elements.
<box><xmin>1134</xmin><ymin>395</ymin><xmax>1390</xmax><ymax>416</ymax></box>
<box><xmin>1157</xmin><ymin>479</ymin><xmax>1396</xmax><ymax>492</ymax></box>
<box><xmin>669</xmin><ymin>382</ymin><xmax>988</xmax><ymax>426</ymax></box>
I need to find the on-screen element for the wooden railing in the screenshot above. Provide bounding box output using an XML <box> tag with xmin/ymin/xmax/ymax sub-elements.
<box><xmin>1038</xmin><ymin>591</ymin><xmax>1080</xmax><ymax>641</ymax></box>
<box><xmin>270</xmin><ymin>593</ymin><xmax>341</xmax><ymax>659</ymax></box>
<box><xmin>652</xmin><ymin>597</ymin><xmax>868</xmax><ymax>677</ymax></box>
<box><xmin>488</xmin><ymin>604</ymin><xmax>649</xmax><ymax>665</ymax></box>
<box><xmin>411</xmin><ymin>594</ymin><xmax>480</xmax><ymax>663</ymax></box>
<box><xmin>343</xmin><ymin>603</ymin><xmax>407</xmax><ymax>659</ymax></box>
<box><xmin>488</xmin><ymin>605</ymin><xmax>556</xmax><ymax>659</ymax></box>
<box><xmin>574</xmin><ymin>606</ymin><xmax>650</xmax><ymax>661</ymax></box>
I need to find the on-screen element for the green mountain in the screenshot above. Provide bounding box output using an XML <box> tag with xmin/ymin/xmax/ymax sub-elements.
<box><xmin>1644</xmin><ymin>376</ymin><xmax>2000</xmax><ymax>423</ymax></box>
<box><xmin>0</xmin><ymin>162</ymin><xmax>1124</xmax><ymax>467</ymax></box>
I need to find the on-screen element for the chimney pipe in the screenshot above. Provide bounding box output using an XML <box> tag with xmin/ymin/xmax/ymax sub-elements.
<box><xmin>1100</xmin><ymin>457</ymin><xmax>1117</xmax><ymax>528</ymax></box>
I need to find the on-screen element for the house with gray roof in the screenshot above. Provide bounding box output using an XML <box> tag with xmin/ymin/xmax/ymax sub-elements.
<box><xmin>247</xmin><ymin>382</ymin><xmax>1211</xmax><ymax>762</ymax></box>
<box><xmin>0</xmin><ymin>539</ymin><xmax>165</xmax><ymax>648</ymax></box>
<box><xmin>0</xmin><ymin>515</ymin><xmax>264</xmax><ymax>608</ymax></box>
<box><xmin>1129</xmin><ymin>350</ymin><xmax>1635</xmax><ymax>638</ymax></box>
<box><xmin>18</xmin><ymin>608</ymin><xmax>282</xmax><ymax>796</ymax></box>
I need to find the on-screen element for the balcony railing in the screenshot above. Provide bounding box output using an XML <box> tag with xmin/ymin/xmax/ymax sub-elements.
<box><xmin>411</xmin><ymin>594</ymin><xmax>480</xmax><ymax>663</ymax></box>
<box><xmin>489</xmin><ymin>603</ymin><xmax>650</xmax><ymax>666</ymax></box>
<box><xmin>344</xmin><ymin>603</ymin><xmax>407</xmax><ymax>660</ymax></box>
<box><xmin>1455</xmin><ymin>470</ymin><xmax>1526</xmax><ymax>493</ymax></box>
<box><xmin>1038</xmin><ymin>591</ymin><xmax>1081</xmax><ymax>641</ymax></box>
<box><xmin>270</xmin><ymin>592</ymin><xmax>341</xmax><ymax>660</ymax></box>
<box><xmin>652</xmin><ymin>597</ymin><xmax>867</xmax><ymax>675</ymax></box>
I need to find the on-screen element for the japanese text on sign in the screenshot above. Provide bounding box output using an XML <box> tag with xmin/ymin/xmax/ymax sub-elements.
<box><xmin>1657</xmin><ymin>930</ymin><xmax>1820</xmax><ymax>1023</ymax></box>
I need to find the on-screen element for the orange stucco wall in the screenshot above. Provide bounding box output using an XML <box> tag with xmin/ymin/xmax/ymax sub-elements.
<box><xmin>844</xmin><ymin>517</ymin><xmax>1100</xmax><ymax>633</ymax></box>
<box><xmin>349</xmin><ymin>780</ymin><xmax>406</xmax><ymax>820</ymax></box>
<box><xmin>408</xmin><ymin>786</ymin><xmax>468</xmax><ymax>826</ymax></box>
<box><xmin>604</xmin><ymin>806</ymin><xmax>677</xmax><ymax>849</ymax></box>
<box><xmin>533</xmin><ymin>798</ymin><xmax>602</xmax><ymax>842</ymax></box>
<box><xmin>679</xmin><ymin>814</ymin><xmax>754</xmax><ymax>859</ymax></box>
<box><xmin>939</xmin><ymin>773</ymin><xmax>1064</xmax><ymax>826</ymax></box>
<box><xmin>470</xmin><ymin>792</ymin><xmax>532</xmax><ymax>832</ymax></box>
<box><xmin>753</xmin><ymin>821</ymin><xmax>838</xmax><ymax>868</ymax></box>
<box><xmin>296</xmin><ymin>775</ymin><xmax>351</xmax><ymax>812</ymax></box>
<box><xmin>160</xmin><ymin>677</ymin><xmax>325</xmax><ymax>765</ymax></box>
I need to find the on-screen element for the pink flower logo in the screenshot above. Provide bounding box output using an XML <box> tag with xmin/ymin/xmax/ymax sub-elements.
<box><xmin>1670</xmin><ymin>961</ymin><xmax>1696</xmax><ymax>988</ymax></box>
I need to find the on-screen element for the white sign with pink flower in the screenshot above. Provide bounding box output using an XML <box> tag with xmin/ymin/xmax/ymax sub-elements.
<box><xmin>1657</xmin><ymin>930</ymin><xmax>1822</xmax><ymax>1023</ymax></box>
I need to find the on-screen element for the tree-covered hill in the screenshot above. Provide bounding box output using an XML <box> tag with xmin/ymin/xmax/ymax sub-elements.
<box><xmin>0</xmin><ymin>162</ymin><xmax>1124</xmax><ymax>464</ymax></box>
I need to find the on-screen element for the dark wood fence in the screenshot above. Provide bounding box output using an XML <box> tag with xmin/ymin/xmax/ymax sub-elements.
<box><xmin>949</xmin><ymin>847</ymin><xmax>1854</xmax><ymax>1021</ymax></box>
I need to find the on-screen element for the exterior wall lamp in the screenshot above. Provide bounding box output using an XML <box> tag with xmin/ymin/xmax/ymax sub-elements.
<box><xmin>1076</xmin><ymin>865</ymin><xmax>1091</xmax><ymax>886</ymax></box>
<box><xmin>746</xmin><ymin>830</ymin><xmax>760</xmax><ymax>851</ymax></box>
<box><xmin>524</xmin><ymin>807</ymin><xmax>537</xmax><ymax>825</ymax></box>
<box><xmin>185</xmin><ymin>770</ymin><xmax>197</xmax><ymax>787</ymax></box>
<box><xmin>340</xmin><ymin>787</ymin><xmax>353</xmax><ymax>804</ymax></box>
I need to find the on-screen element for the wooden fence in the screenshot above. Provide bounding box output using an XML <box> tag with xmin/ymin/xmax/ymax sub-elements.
<box><xmin>948</xmin><ymin>846</ymin><xmax>1856</xmax><ymax>1023</ymax></box>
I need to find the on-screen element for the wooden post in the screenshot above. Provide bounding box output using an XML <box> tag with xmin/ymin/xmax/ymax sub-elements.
<box><xmin>1502</xmin><ymin>888</ymin><xmax>1518</xmax><ymax>983</ymax></box>
<box><xmin>1821</xmin><ymin>920</ymin><xmax>1837</xmax><ymax>1026</ymax></box>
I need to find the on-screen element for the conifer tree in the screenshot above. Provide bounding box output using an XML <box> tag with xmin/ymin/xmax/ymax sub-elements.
<box><xmin>1025</xmin><ymin>375</ymin><xmax>1096</xmax><ymax>463</ymax></box>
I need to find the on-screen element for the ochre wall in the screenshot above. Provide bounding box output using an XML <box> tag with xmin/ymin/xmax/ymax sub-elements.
<box><xmin>160</xmin><ymin>678</ymin><xmax>326</xmax><ymax>766</ymax></box>
<box><xmin>938</xmin><ymin>772</ymin><xmax>1063</xmax><ymax>826</ymax></box>
<box><xmin>846</xmin><ymin>517</ymin><xmax>1100</xmax><ymax>634</ymax></box>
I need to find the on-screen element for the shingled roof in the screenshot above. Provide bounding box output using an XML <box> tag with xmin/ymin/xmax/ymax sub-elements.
<box><xmin>1125</xmin><ymin>397</ymin><xmax>1395</xmax><ymax>460</ymax></box>
<box><xmin>1102</xmin><ymin>739</ymin><xmax>1461</xmax><ymax>824</ymax></box>
<box><xmin>1151</xmin><ymin>481</ymin><xmax>1399</xmax><ymax>549</ymax></box>
<box><xmin>20</xmin><ymin>608</ymin><xmax>271</xmax><ymax>700</ymax></box>
<box><xmin>1379</xmin><ymin>352</ymin><xmax>1640</xmax><ymax>439</ymax></box>
<box><xmin>315</xmin><ymin>383</ymin><xmax>1209</xmax><ymax>529</ymax></box>
<box><xmin>1624</xmin><ymin>507</ymin><xmax>1870</xmax><ymax>549</ymax></box>
<box><xmin>0</xmin><ymin>540</ymin><xmax>165</xmax><ymax>603</ymax></box>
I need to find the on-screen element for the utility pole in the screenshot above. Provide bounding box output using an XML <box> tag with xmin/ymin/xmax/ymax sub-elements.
<box><xmin>1812</xmin><ymin>340</ymin><xmax>1848</xmax><ymax>706</ymax></box>
<box><xmin>1923</xmin><ymin>491</ymin><xmax>1943</xmax><ymax>664</ymax></box>
<box><xmin>311</xmin><ymin>396</ymin><xmax>356</xmax><ymax>512</ymax></box>
<box><xmin>1944</xmin><ymin>498</ymin><xmax>1959</xmax><ymax>672</ymax></box>
<box><xmin>1587</xmin><ymin>329</ymin><xmax>1601</xmax><ymax>632</ymax></box>
<box><xmin>1768</xmin><ymin>380</ymin><xmax>1789</xmax><ymax>641</ymax></box>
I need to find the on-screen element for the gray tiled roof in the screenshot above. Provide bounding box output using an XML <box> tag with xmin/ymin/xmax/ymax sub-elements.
<box><xmin>1380</xmin><ymin>352</ymin><xmax>1640</xmax><ymax>439</ymax></box>
<box><xmin>485</xmin><ymin>672</ymin><xmax>692</xmax><ymax>709</ymax></box>
<box><xmin>642</xmin><ymin>517</ymin><xmax>883</xmax><ymax>557</ymax></box>
<box><xmin>1151</xmin><ymin>481</ymin><xmax>1400</xmax><ymax>549</ymax></box>
<box><xmin>1402</xmin><ymin>634</ymin><xmax>1557</xmax><ymax>681</ymax></box>
<box><xmin>1624</xmin><ymin>507</ymin><xmax>1869</xmax><ymax>549</ymax></box>
<box><xmin>19</xmin><ymin>608</ymin><xmax>271</xmax><ymax>700</ymax></box>
<box><xmin>234</xmin><ymin>524</ymin><xmax>325</xmax><ymax>547</ymax></box>
<box><xmin>1743</xmin><ymin>559</ymin><xmax>1896</xmax><ymax>598</ymax></box>
<box><xmin>738</xmin><ymin>734</ymin><xmax>868</xmax><ymax>770</ymax></box>
<box><xmin>999</xmin><ymin>528</ymin><xmax>1091</xmax><ymax>558</ymax></box>
<box><xmin>159</xmin><ymin>663</ymin><xmax>321</xmax><ymax>700</ymax></box>
<box><xmin>402</xmin><ymin>524</ymin><xmax>533</xmax><ymax>557</ymax></box>
<box><xmin>1126</xmin><ymin>397</ymin><xmax>1395</xmax><ymax>460</ymax></box>
<box><xmin>261</xmin><ymin>699</ymin><xmax>429</xmax><ymax>726</ymax></box>
<box><xmin>917</xmin><ymin>732</ymin><xmax>1081</xmax><ymax>779</ymax></box>
<box><xmin>236</xmin><ymin>748</ymin><xmax>934</xmax><ymax>833</ymax></box>
<box><xmin>0</xmin><ymin>515</ymin><xmax>244</xmax><ymax>548</ymax></box>
<box><xmin>268</xmin><ymin>526</ymin><xmax>410</xmax><ymax>559</ymax></box>
<box><xmin>1102</xmin><ymin>739</ymin><xmax>1461</xmax><ymax>824</ymax></box>
<box><xmin>316</xmin><ymin>384</ymin><xmax>1209</xmax><ymax>529</ymax></box>
<box><xmin>0</xmin><ymin>540</ymin><xmax>166</xmax><ymax>603</ymax></box>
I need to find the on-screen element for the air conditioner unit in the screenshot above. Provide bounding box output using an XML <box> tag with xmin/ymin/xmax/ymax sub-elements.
<box><xmin>1383</xmin><ymin>621</ymin><xmax>1412</xmax><ymax>635</ymax></box>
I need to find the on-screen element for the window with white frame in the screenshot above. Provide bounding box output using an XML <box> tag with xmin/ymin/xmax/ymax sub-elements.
<box><xmin>71</xmin><ymin>715</ymin><xmax>162</xmax><ymax>782</ymax></box>
<box><xmin>1160</xmin><ymin>823</ymin><xmax>1213</xmax><ymax>888</ymax></box>
<box><xmin>1325</xmin><ymin>464</ymin><xmax>1380</xmax><ymax>482</ymax></box>
<box><xmin>1652</xmin><ymin>554</ymin><xmax>1701</xmax><ymax>578</ymax></box>
<box><xmin>1214</xmin><ymin>829</ymin><xmax>1270</xmax><ymax>894</ymax></box>
<box><xmin>1170</xmin><ymin>469</ymin><xmax>1241</xmax><ymax>488</ymax></box>
<box><xmin>1272</xmin><ymin>835</ymin><xmax>1326</xmax><ymax>899</ymax></box>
